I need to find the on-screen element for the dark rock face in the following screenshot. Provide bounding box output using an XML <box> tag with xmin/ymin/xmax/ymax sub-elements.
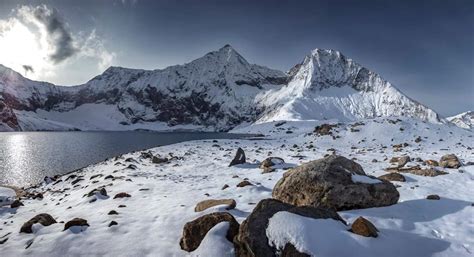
<box><xmin>229</xmin><ymin>148</ymin><xmax>246</xmax><ymax>166</ymax></box>
<box><xmin>179</xmin><ymin>212</ymin><xmax>239</xmax><ymax>252</ymax></box>
<box><xmin>234</xmin><ymin>199</ymin><xmax>345</xmax><ymax>257</ymax></box>
<box><xmin>64</xmin><ymin>218</ymin><xmax>89</xmax><ymax>230</ymax></box>
<box><xmin>20</xmin><ymin>213</ymin><xmax>57</xmax><ymax>233</ymax></box>
<box><xmin>0</xmin><ymin>100</ymin><xmax>20</xmax><ymax>131</ymax></box>
<box><xmin>272</xmin><ymin>155</ymin><xmax>399</xmax><ymax>211</ymax></box>
<box><xmin>440</xmin><ymin>154</ymin><xmax>461</xmax><ymax>169</ymax></box>
<box><xmin>350</xmin><ymin>217</ymin><xmax>378</xmax><ymax>238</ymax></box>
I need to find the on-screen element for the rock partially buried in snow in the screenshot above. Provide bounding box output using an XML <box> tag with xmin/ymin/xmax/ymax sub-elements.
<box><xmin>10</xmin><ymin>200</ymin><xmax>24</xmax><ymax>208</ymax></box>
<box><xmin>259</xmin><ymin>157</ymin><xmax>285</xmax><ymax>169</ymax></box>
<box><xmin>179</xmin><ymin>212</ymin><xmax>239</xmax><ymax>252</ymax></box>
<box><xmin>350</xmin><ymin>216</ymin><xmax>378</xmax><ymax>238</ymax></box>
<box><xmin>64</xmin><ymin>218</ymin><xmax>89</xmax><ymax>231</ymax></box>
<box><xmin>194</xmin><ymin>199</ymin><xmax>237</xmax><ymax>212</ymax></box>
<box><xmin>272</xmin><ymin>155</ymin><xmax>399</xmax><ymax>211</ymax></box>
<box><xmin>378</xmin><ymin>172</ymin><xmax>406</xmax><ymax>182</ymax></box>
<box><xmin>20</xmin><ymin>213</ymin><xmax>57</xmax><ymax>233</ymax></box>
<box><xmin>234</xmin><ymin>198</ymin><xmax>345</xmax><ymax>257</ymax></box>
<box><xmin>236</xmin><ymin>181</ymin><xmax>253</xmax><ymax>187</ymax></box>
<box><xmin>425</xmin><ymin>159</ymin><xmax>439</xmax><ymax>167</ymax></box>
<box><xmin>389</xmin><ymin>156</ymin><xmax>410</xmax><ymax>168</ymax></box>
<box><xmin>393</xmin><ymin>166</ymin><xmax>447</xmax><ymax>177</ymax></box>
<box><xmin>152</xmin><ymin>156</ymin><xmax>169</xmax><ymax>164</ymax></box>
<box><xmin>440</xmin><ymin>154</ymin><xmax>461</xmax><ymax>168</ymax></box>
<box><xmin>229</xmin><ymin>148</ymin><xmax>246</xmax><ymax>167</ymax></box>
<box><xmin>426</xmin><ymin>194</ymin><xmax>441</xmax><ymax>200</ymax></box>
<box><xmin>113</xmin><ymin>192</ymin><xmax>131</xmax><ymax>199</ymax></box>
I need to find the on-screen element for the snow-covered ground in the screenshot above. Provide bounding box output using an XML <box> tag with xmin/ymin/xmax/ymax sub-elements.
<box><xmin>0</xmin><ymin>117</ymin><xmax>473</xmax><ymax>256</ymax></box>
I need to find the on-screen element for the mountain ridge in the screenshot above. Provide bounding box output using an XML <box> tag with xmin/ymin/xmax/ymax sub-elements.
<box><xmin>0</xmin><ymin>45</ymin><xmax>442</xmax><ymax>132</ymax></box>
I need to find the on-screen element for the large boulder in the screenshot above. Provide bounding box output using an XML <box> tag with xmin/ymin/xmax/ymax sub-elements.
<box><xmin>20</xmin><ymin>213</ymin><xmax>57</xmax><ymax>233</ymax></box>
<box><xmin>229</xmin><ymin>148</ymin><xmax>246</xmax><ymax>166</ymax></box>
<box><xmin>440</xmin><ymin>154</ymin><xmax>461</xmax><ymax>168</ymax></box>
<box><xmin>272</xmin><ymin>155</ymin><xmax>399</xmax><ymax>211</ymax></box>
<box><xmin>234</xmin><ymin>198</ymin><xmax>345</xmax><ymax>257</ymax></box>
<box><xmin>180</xmin><ymin>212</ymin><xmax>239</xmax><ymax>252</ymax></box>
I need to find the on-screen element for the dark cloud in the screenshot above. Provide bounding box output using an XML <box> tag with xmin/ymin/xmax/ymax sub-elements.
<box><xmin>28</xmin><ymin>5</ymin><xmax>77</xmax><ymax>63</ymax></box>
<box><xmin>22</xmin><ymin>65</ymin><xmax>34</xmax><ymax>75</ymax></box>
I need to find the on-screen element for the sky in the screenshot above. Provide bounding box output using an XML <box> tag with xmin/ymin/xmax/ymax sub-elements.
<box><xmin>0</xmin><ymin>0</ymin><xmax>472</xmax><ymax>116</ymax></box>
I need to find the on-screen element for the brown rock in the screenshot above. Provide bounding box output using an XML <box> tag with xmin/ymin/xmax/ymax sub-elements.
<box><xmin>20</xmin><ymin>213</ymin><xmax>57</xmax><ymax>233</ymax></box>
<box><xmin>237</xmin><ymin>181</ymin><xmax>253</xmax><ymax>187</ymax></box>
<box><xmin>113</xmin><ymin>192</ymin><xmax>131</xmax><ymax>199</ymax></box>
<box><xmin>194</xmin><ymin>199</ymin><xmax>237</xmax><ymax>212</ymax></box>
<box><xmin>272</xmin><ymin>155</ymin><xmax>399</xmax><ymax>211</ymax></box>
<box><xmin>64</xmin><ymin>218</ymin><xmax>89</xmax><ymax>230</ymax></box>
<box><xmin>229</xmin><ymin>148</ymin><xmax>246</xmax><ymax>166</ymax></box>
<box><xmin>425</xmin><ymin>160</ymin><xmax>439</xmax><ymax>166</ymax></box>
<box><xmin>259</xmin><ymin>157</ymin><xmax>285</xmax><ymax>169</ymax></box>
<box><xmin>314</xmin><ymin>124</ymin><xmax>337</xmax><ymax>136</ymax></box>
<box><xmin>378</xmin><ymin>173</ymin><xmax>406</xmax><ymax>182</ymax></box>
<box><xmin>179</xmin><ymin>212</ymin><xmax>239</xmax><ymax>252</ymax></box>
<box><xmin>389</xmin><ymin>156</ymin><xmax>410</xmax><ymax>168</ymax></box>
<box><xmin>440</xmin><ymin>154</ymin><xmax>461</xmax><ymax>168</ymax></box>
<box><xmin>350</xmin><ymin>216</ymin><xmax>378</xmax><ymax>238</ymax></box>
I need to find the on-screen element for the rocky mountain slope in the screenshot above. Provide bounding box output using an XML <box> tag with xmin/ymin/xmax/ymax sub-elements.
<box><xmin>0</xmin><ymin>45</ymin><xmax>441</xmax><ymax>131</ymax></box>
<box><xmin>448</xmin><ymin>111</ymin><xmax>473</xmax><ymax>129</ymax></box>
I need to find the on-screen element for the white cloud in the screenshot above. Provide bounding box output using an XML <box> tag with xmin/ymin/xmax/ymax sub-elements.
<box><xmin>0</xmin><ymin>5</ymin><xmax>116</xmax><ymax>84</ymax></box>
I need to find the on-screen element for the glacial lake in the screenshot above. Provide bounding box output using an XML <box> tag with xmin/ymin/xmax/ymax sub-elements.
<box><xmin>0</xmin><ymin>131</ymin><xmax>251</xmax><ymax>187</ymax></box>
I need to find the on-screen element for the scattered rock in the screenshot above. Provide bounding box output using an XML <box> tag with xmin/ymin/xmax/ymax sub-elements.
<box><xmin>389</xmin><ymin>156</ymin><xmax>410</xmax><ymax>168</ymax></box>
<box><xmin>108</xmin><ymin>221</ymin><xmax>118</xmax><ymax>227</ymax></box>
<box><xmin>221</xmin><ymin>184</ymin><xmax>229</xmax><ymax>190</ymax></box>
<box><xmin>425</xmin><ymin>160</ymin><xmax>439</xmax><ymax>166</ymax></box>
<box><xmin>350</xmin><ymin>217</ymin><xmax>378</xmax><ymax>238</ymax></box>
<box><xmin>259</xmin><ymin>157</ymin><xmax>285</xmax><ymax>169</ymax></box>
<box><xmin>391</xmin><ymin>166</ymin><xmax>448</xmax><ymax>177</ymax></box>
<box><xmin>440</xmin><ymin>154</ymin><xmax>461</xmax><ymax>168</ymax></box>
<box><xmin>108</xmin><ymin>210</ymin><xmax>118</xmax><ymax>215</ymax></box>
<box><xmin>10</xmin><ymin>200</ymin><xmax>24</xmax><ymax>208</ymax></box>
<box><xmin>229</xmin><ymin>148</ymin><xmax>246</xmax><ymax>166</ymax></box>
<box><xmin>314</xmin><ymin>124</ymin><xmax>337</xmax><ymax>136</ymax></box>
<box><xmin>194</xmin><ymin>199</ymin><xmax>236</xmax><ymax>212</ymax></box>
<box><xmin>87</xmin><ymin>187</ymin><xmax>107</xmax><ymax>197</ymax></box>
<box><xmin>237</xmin><ymin>181</ymin><xmax>253</xmax><ymax>187</ymax></box>
<box><xmin>20</xmin><ymin>213</ymin><xmax>57</xmax><ymax>233</ymax></box>
<box><xmin>378</xmin><ymin>173</ymin><xmax>406</xmax><ymax>182</ymax></box>
<box><xmin>427</xmin><ymin>194</ymin><xmax>441</xmax><ymax>200</ymax></box>
<box><xmin>152</xmin><ymin>156</ymin><xmax>169</xmax><ymax>164</ymax></box>
<box><xmin>114</xmin><ymin>192</ymin><xmax>131</xmax><ymax>199</ymax></box>
<box><xmin>272</xmin><ymin>155</ymin><xmax>399</xmax><ymax>211</ymax></box>
<box><xmin>64</xmin><ymin>218</ymin><xmax>89</xmax><ymax>230</ymax></box>
<box><xmin>234</xmin><ymin>199</ymin><xmax>345</xmax><ymax>257</ymax></box>
<box><xmin>179</xmin><ymin>212</ymin><xmax>239</xmax><ymax>252</ymax></box>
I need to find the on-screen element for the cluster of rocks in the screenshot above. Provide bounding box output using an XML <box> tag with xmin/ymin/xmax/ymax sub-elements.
<box><xmin>179</xmin><ymin>154</ymin><xmax>400</xmax><ymax>255</ymax></box>
<box><xmin>384</xmin><ymin>153</ymin><xmax>462</xmax><ymax>177</ymax></box>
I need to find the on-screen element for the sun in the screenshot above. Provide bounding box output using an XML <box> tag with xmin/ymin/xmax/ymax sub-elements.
<box><xmin>0</xmin><ymin>19</ymin><xmax>49</xmax><ymax>79</ymax></box>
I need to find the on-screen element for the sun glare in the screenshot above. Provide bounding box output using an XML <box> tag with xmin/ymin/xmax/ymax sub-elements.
<box><xmin>0</xmin><ymin>21</ymin><xmax>48</xmax><ymax>79</ymax></box>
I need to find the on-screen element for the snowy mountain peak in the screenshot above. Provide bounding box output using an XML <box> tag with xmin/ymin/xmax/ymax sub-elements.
<box><xmin>448</xmin><ymin>111</ymin><xmax>473</xmax><ymax>129</ymax></box>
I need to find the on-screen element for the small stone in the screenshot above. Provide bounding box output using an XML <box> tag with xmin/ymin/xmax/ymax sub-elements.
<box><xmin>236</xmin><ymin>181</ymin><xmax>253</xmax><ymax>187</ymax></box>
<box><xmin>378</xmin><ymin>173</ymin><xmax>406</xmax><ymax>182</ymax></box>
<box><xmin>194</xmin><ymin>199</ymin><xmax>237</xmax><ymax>212</ymax></box>
<box><xmin>108</xmin><ymin>221</ymin><xmax>118</xmax><ymax>227</ymax></box>
<box><xmin>113</xmin><ymin>192</ymin><xmax>131</xmax><ymax>199</ymax></box>
<box><xmin>221</xmin><ymin>184</ymin><xmax>229</xmax><ymax>190</ymax></box>
<box><xmin>152</xmin><ymin>156</ymin><xmax>169</xmax><ymax>164</ymax></box>
<box><xmin>108</xmin><ymin>210</ymin><xmax>119</xmax><ymax>215</ymax></box>
<box><xmin>229</xmin><ymin>148</ymin><xmax>246</xmax><ymax>166</ymax></box>
<box><xmin>350</xmin><ymin>217</ymin><xmax>378</xmax><ymax>238</ymax></box>
<box><xmin>426</xmin><ymin>194</ymin><xmax>440</xmax><ymax>200</ymax></box>
<box><xmin>64</xmin><ymin>218</ymin><xmax>89</xmax><ymax>230</ymax></box>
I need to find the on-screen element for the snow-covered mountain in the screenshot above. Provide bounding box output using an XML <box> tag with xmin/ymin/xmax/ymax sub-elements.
<box><xmin>0</xmin><ymin>45</ymin><xmax>441</xmax><ymax>131</ymax></box>
<box><xmin>448</xmin><ymin>111</ymin><xmax>473</xmax><ymax>129</ymax></box>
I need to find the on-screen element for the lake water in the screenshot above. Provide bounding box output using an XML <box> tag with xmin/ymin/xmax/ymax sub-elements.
<box><xmin>0</xmin><ymin>131</ymin><xmax>250</xmax><ymax>187</ymax></box>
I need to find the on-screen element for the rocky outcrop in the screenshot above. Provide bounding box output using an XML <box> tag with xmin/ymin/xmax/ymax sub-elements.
<box><xmin>272</xmin><ymin>155</ymin><xmax>399</xmax><ymax>211</ymax></box>
<box><xmin>179</xmin><ymin>212</ymin><xmax>239</xmax><ymax>252</ymax></box>
<box><xmin>234</xmin><ymin>199</ymin><xmax>345</xmax><ymax>257</ymax></box>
